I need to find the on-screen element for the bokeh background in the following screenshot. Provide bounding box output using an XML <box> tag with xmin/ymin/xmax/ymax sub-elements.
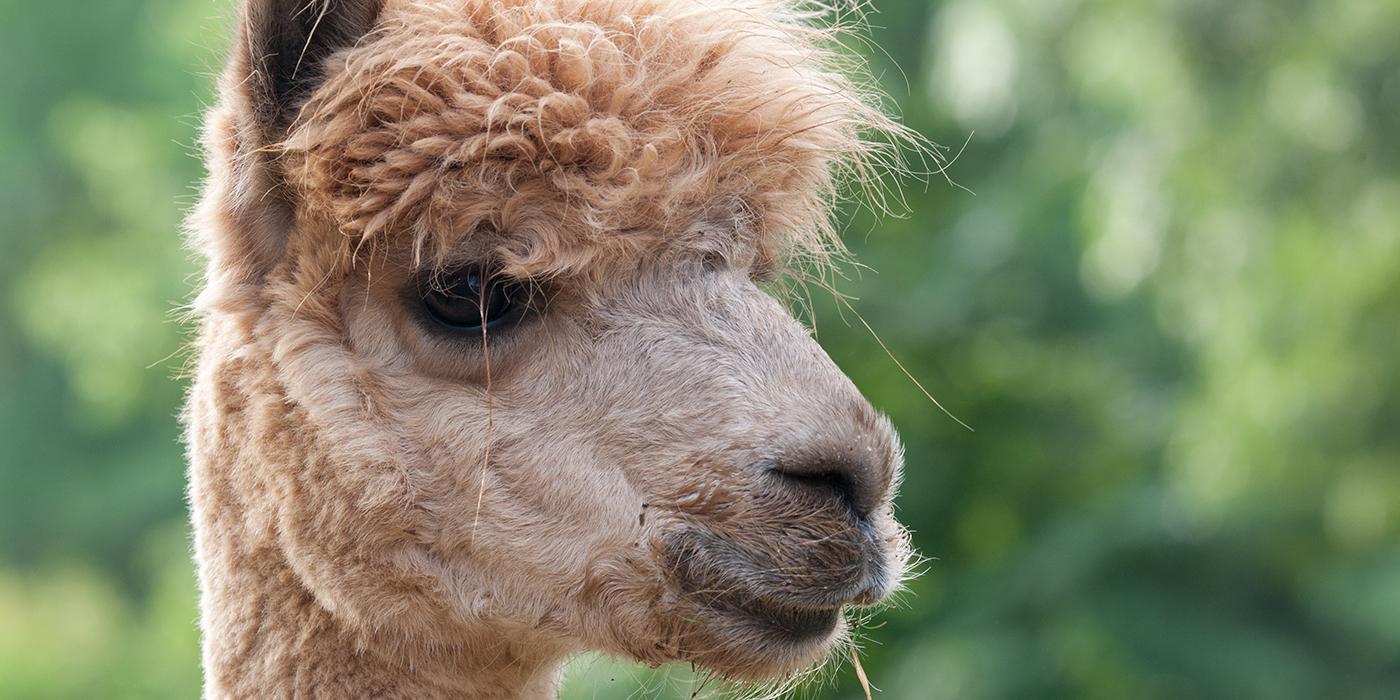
<box><xmin>3</xmin><ymin>0</ymin><xmax>1399</xmax><ymax>697</ymax></box>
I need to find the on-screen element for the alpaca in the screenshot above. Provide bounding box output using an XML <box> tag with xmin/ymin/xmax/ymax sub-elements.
<box><xmin>185</xmin><ymin>0</ymin><xmax>912</xmax><ymax>697</ymax></box>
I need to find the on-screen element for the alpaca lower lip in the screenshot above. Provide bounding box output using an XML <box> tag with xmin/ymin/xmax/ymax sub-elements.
<box><xmin>722</xmin><ymin>595</ymin><xmax>843</xmax><ymax>640</ymax></box>
<box><xmin>666</xmin><ymin>529</ymin><xmax>890</xmax><ymax>644</ymax></box>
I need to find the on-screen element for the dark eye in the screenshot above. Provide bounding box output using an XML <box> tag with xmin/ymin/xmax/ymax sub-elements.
<box><xmin>421</xmin><ymin>266</ymin><xmax>523</xmax><ymax>331</ymax></box>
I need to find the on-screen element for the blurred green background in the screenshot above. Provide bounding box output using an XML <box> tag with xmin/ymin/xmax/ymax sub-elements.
<box><xmin>2</xmin><ymin>0</ymin><xmax>1398</xmax><ymax>697</ymax></box>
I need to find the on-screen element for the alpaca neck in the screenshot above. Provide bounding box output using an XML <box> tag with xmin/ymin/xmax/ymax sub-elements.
<box><xmin>187</xmin><ymin>336</ymin><xmax>568</xmax><ymax>697</ymax></box>
<box><xmin>194</xmin><ymin>527</ymin><xmax>566</xmax><ymax>698</ymax></box>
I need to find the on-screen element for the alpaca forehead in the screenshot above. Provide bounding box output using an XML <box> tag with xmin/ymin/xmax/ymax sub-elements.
<box><xmin>280</xmin><ymin>0</ymin><xmax>888</xmax><ymax>277</ymax></box>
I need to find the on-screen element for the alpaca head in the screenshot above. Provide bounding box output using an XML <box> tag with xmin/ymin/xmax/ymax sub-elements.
<box><xmin>193</xmin><ymin>0</ymin><xmax>910</xmax><ymax>684</ymax></box>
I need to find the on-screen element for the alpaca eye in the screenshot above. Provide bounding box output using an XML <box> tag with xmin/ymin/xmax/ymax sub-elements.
<box><xmin>421</xmin><ymin>266</ymin><xmax>521</xmax><ymax>331</ymax></box>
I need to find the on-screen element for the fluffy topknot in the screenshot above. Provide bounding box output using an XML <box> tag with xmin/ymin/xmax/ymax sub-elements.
<box><xmin>281</xmin><ymin>0</ymin><xmax>908</xmax><ymax>276</ymax></box>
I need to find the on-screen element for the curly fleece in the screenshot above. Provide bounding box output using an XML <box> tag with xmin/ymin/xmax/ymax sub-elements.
<box><xmin>281</xmin><ymin>0</ymin><xmax>900</xmax><ymax>275</ymax></box>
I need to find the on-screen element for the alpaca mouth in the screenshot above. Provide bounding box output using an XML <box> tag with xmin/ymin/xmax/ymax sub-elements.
<box><xmin>665</xmin><ymin>527</ymin><xmax>892</xmax><ymax>642</ymax></box>
<box><xmin>709</xmin><ymin>590</ymin><xmax>845</xmax><ymax>640</ymax></box>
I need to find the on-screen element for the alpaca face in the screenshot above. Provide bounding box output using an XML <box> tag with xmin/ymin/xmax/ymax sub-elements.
<box><xmin>192</xmin><ymin>0</ymin><xmax>911</xmax><ymax>685</ymax></box>
<box><xmin>315</xmin><ymin>233</ymin><xmax>908</xmax><ymax>679</ymax></box>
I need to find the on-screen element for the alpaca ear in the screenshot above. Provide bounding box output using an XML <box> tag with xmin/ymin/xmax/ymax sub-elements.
<box><xmin>234</xmin><ymin>0</ymin><xmax>383</xmax><ymax>137</ymax></box>
<box><xmin>206</xmin><ymin>0</ymin><xmax>382</xmax><ymax>286</ymax></box>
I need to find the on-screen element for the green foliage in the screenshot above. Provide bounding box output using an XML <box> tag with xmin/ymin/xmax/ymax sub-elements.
<box><xmin>0</xmin><ymin>526</ymin><xmax>200</xmax><ymax>700</ymax></box>
<box><xmin>1</xmin><ymin>0</ymin><xmax>1397</xmax><ymax>697</ymax></box>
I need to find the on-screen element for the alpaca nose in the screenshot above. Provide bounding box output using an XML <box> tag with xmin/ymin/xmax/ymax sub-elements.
<box><xmin>760</xmin><ymin>398</ymin><xmax>899</xmax><ymax>521</ymax></box>
<box><xmin>765</xmin><ymin>447</ymin><xmax>891</xmax><ymax>520</ymax></box>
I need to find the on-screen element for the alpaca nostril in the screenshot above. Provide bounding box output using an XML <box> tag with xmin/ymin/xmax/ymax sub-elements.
<box><xmin>767</xmin><ymin>458</ymin><xmax>879</xmax><ymax>520</ymax></box>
